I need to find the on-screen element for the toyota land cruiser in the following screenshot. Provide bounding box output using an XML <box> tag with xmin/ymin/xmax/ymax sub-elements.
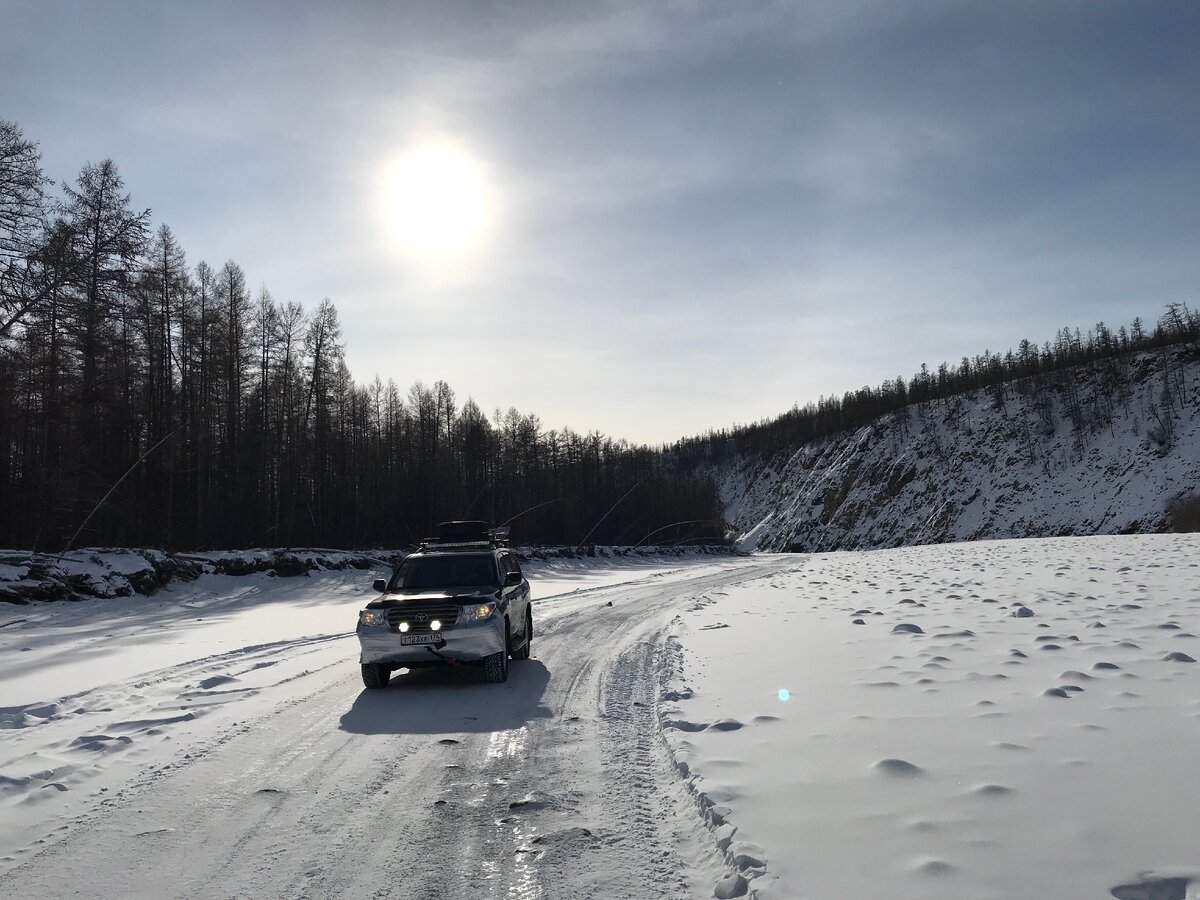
<box><xmin>356</xmin><ymin>521</ymin><xmax>533</xmax><ymax>688</ymax></box>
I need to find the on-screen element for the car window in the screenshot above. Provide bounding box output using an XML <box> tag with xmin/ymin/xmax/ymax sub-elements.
<box><xmin>393</xmin><ymin>554</ymin><xmax>498</xmax><ymax>589</ymax></box>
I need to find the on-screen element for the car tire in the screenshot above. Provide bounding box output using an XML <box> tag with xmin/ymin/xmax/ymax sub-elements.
<box><xmin>361</xmin><ymin>663</ymin><xmax>391</xmax><ymax>689</ymax></box>
<box><xmin>484</xmin><ymin>627</ymin><xmax>510</xmax><ymax>683</ymax></box>
<box><xmin>511</xmin><ymin>609</ymin><xmax>532</xmax><ymax>661</ymax></box>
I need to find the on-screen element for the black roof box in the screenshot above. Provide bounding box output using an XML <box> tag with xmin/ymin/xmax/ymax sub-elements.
<box><xmin>437</xmin><ymin>521</ymin><xmax>492</xmax><ymax>543</ymax></box>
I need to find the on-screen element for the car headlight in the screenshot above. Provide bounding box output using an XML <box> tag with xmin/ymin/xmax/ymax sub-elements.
<box><xmin>458</xmin><ymin>602</ymin><xmax>496</xmax><ymax>624</ymax></box>
<box><xmin>359</xmin><ymin>609</ymin><xmax>387</xmax><ymax>627</ymax></box>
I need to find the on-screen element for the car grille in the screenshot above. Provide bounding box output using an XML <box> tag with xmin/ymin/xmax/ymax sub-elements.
<box><xmin>386</xmin><ymin>602</ymin><xmax>460</xmax><ymax>633</ymax></box>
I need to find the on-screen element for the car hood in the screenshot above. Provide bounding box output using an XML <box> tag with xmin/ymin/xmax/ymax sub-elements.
<box><xmin>367</xmin><ymin>587</ymin><xmax>497</xmax><ymax>608</ymax></box>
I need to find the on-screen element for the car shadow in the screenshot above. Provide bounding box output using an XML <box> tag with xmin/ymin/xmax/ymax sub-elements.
<box><xmin>338</xmin><ymin>659</ymin><xmax>553</xmax><ymax>736</ymax></box>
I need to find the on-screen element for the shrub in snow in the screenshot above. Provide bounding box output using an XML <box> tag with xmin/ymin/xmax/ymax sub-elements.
<box><xmin>1167</xmin><ymin>493</ymin><xmax>1200</xmax><ymax>533</ymax></box>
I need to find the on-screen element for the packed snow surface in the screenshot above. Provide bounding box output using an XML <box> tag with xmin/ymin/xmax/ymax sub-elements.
<box><xmin>663</xmin><ymin>534</ymin><xmax>1200</xmax><ymax>899</ymax></box>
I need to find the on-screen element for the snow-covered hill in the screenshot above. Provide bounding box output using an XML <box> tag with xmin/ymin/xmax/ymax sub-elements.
<box><xmin>720</xmin><ymin>350</ymin><xmax>1200</xmax><ymax>552</ymax></box>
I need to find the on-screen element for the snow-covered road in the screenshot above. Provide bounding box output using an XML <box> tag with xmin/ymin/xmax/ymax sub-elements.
<box><xmin>0</xmin><ymin>554</ymin><xmax>789</xmax><ymax>899</ymax></box>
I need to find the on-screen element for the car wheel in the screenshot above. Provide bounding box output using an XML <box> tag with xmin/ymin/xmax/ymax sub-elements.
<box><xmin>361</xmin><ymin>663</ymin><xmax>391</xmax><ymax>689</ymax></box>
<box><xmin>484</xmin><ymin>627</ymin><xmax>510</xmax><ymax>683</ymax></box>
<box><xmin>511</xmin><ymin>609</ymin><xmax>532</xmax><ymax>661</ymax></box>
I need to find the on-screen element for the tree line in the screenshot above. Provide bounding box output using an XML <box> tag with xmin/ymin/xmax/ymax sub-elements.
<box><xmin>0</xmin><ymin>120</ymin><xmax>721</xmax><ymax>551</ymax></box>
<box><xmin>668</xmin><ymin>306</ymin><xmax>1200</xmax><ymax>468</ymax></box>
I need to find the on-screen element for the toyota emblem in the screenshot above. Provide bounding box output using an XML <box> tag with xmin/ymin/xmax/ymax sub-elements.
<box><xmin>415</xmin><ymin>614</ymin><xmax>428</xmax><ymax>623</ymax></box>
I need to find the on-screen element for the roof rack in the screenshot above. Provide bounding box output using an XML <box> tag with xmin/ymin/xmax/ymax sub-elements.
<box><xmin>418</xmin><ymin>521</ymin><xmax>511</xmax><ymax>552</ymax></box>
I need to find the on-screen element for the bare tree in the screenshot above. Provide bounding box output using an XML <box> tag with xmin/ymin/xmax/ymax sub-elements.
<box><xmin>0</xmin><ymin>119</ymin><xmax>52</xmax><ymax>336</ymax></box>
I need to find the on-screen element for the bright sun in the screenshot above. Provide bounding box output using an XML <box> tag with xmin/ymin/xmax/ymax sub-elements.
<box><xmin>381</xmin><ymin>139</ymin><xmax>494</xmax><ymax>260</ymax></box>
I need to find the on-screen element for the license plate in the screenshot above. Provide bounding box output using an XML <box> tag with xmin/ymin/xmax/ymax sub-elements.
<box><xmin>399</xmin><ymin>633</ymin><xmax>441</xmax><ymax>645</ymax></box>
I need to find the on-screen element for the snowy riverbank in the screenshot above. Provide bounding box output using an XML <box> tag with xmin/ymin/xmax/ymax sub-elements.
<box><xmin>0</xmin><ymin>544</ymin><xmax>734</xmax><ymax>605</ymax></box>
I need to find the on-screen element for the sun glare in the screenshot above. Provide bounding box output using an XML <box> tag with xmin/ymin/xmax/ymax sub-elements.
<box><xmin>381</xmin><ymin>138</ymin><xmax>494</xmax><ymax>261</ymax></box>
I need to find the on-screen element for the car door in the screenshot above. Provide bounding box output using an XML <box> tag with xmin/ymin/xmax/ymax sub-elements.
<box><xmin>501</xmin><ymin>552</ymin><xmax>530</xmax><ymax>639</ymax></box>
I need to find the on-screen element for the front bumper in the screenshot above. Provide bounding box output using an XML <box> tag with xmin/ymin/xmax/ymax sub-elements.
<box><xmin>357</xmin><ymin>616</ymin><xmax>505</xmax><ymax>666</ymax></box>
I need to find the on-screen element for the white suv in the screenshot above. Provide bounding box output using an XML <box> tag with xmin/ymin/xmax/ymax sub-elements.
<box><xmin>355</xmin><ymin>522</ymin><xmax>532</xmax><ymax>688</ymax></box>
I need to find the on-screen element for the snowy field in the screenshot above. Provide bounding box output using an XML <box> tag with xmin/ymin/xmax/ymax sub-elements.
<box><xmin>3</xmin><ymin>538</ymin><xmax>1199</xmax><ymax>899</ymax></box>
<box><xmin>663</xmin><ymin>535</ymin><xmax>1200</xmax><ymax>899</ymax></box>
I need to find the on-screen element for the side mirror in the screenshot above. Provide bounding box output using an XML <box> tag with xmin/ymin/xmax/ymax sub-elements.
<box><xmin>373</xmin><ymin>578</ymin><xmax>388</xmax><ymax>593</ymax></box>
<box><xmin>504</xmin><ymin>571</ymin><xmax>522</xmax><ymax>587</ymax></box>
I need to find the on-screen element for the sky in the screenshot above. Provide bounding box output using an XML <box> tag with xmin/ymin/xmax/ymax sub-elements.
<box><xmin>2</xmin><ymin>1</ymin><xmax>1198</xmax><ymax>444</ymax></box>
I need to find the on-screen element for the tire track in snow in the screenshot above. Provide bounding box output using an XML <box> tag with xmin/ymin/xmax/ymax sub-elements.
<box><xmin>0</xmin><ymin>556</ymin><xmax>790</xmax><ymax>899</ymax></box>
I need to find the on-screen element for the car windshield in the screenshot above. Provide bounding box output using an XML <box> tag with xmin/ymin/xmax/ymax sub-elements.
<box><xmin>393</xmin><ymin>554</ymin><xmax>497</xmax><ymax>589</ymax></box>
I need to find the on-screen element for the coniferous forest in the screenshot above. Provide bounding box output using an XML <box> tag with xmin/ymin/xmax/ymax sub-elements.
<box><xmin>669</xmin><ymin>308</ymin><xmax>1200</xmax><ymax>468</ymax></box>
<box><xmin>2</xmin><ymin>120</ymin><xmax>1197</xmax><ymax>551</ymax></box>
<box><xmin>0</xmin><ymin>121</ymin><xmax>721</xmax><ymax>550</ymax></box>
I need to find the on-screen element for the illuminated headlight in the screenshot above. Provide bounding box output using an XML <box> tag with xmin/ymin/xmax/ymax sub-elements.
<box><xmin>359</xmin><ymin>609</ymin><xmax>386</xmax><ymax>627</ymax></box>
<box><xmin>458</xmin><ymin>603</ymin><xmax>496</xmax><ymax>624</ymax></box>
<box><xmin>398</xmin><ymin>621</ymin><xmax>409</xmax><ymax>633</ymax></box>
<box><xmin>430</xmin><ymin>619</ymin><xmax>442</xmax><ymax>632</ymax></box>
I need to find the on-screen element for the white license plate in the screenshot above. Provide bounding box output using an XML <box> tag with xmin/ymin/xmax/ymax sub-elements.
<box><xmin>399</xmin><ymin>633</ymin><xmax>441</xmax><ymax>645</ymax></box>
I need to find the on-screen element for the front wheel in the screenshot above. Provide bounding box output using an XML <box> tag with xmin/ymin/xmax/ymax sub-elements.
<box><xmin>483</xmin><ymin>627</ymin><xmax>510</xmax><ymax>683</ymax></box>
<box><xmin>361</xmin><ymin>663</ymin><xmax>391</xmax><ymax>689</ymax></box>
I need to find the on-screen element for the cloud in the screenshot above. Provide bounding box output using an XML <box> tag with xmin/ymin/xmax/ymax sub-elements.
<box><xmin>3</xmin><ymin>1</ymin><xmax>1198</xmax><ymax>443</ymax></box>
